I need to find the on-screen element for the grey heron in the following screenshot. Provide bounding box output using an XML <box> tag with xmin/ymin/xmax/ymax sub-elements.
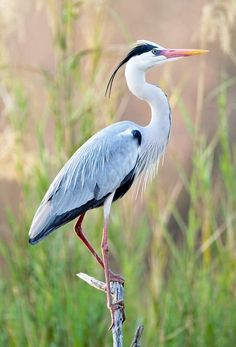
<box><xmin>29</xmin><ymin>40</ymin><xmax>207</xmax><ymax>326</ymax></box>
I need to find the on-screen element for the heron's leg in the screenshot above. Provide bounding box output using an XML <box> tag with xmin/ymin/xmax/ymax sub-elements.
<box><xmin>74</xmin><ymin>213</ymin><xmax>104</xmax><ymax>269</ymax></box>
<box><xmin>102</xmin><ymin>193</ymin><xmax>125</xmax><ymax>328</ymax></box>
<box><xmin>74</xmin><ymin>213</ymin><xmax>124</xmax><ymax>283</ymax></box>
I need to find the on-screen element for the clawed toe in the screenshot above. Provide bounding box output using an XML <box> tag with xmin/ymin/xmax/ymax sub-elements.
<box><xmin>109</xmin><ymin>270</ymin><xmax>125</xmax><ymax>284</ymax></box>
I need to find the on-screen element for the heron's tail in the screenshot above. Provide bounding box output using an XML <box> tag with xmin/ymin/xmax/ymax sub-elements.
<box><xmin>28</xmin><ymin>200</ymin><xmax>83</xmax><ymax>244</ymax></box>
<box><xmin>29</xmin><ymin>201</ymin><xmax>55</xmax><ymax>245</ymax></box>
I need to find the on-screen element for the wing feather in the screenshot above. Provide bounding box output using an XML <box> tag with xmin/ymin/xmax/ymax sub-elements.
<box><xmin>29</xmin><ymin>121</ymin><xmax>141</xmax><ymax>243</ymax></box>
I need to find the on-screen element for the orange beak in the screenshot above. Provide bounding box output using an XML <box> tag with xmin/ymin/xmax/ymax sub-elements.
<box><xmin>161</xmin><ymin>48</ymin><xmax>209</xmax><ymax>58</ymax></box>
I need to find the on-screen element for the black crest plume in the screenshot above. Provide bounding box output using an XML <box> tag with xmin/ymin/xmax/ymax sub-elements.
<box><xmin>105</xmin><ymin>42</ymin><xmax>156</xmax><ymax>97</ymax></box>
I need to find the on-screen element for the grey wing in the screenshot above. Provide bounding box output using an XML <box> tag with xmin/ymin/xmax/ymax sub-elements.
<box><xmin>29</xmin><ymin>122</ymin><xmax>141</xmax><ymax>244</ymax></box>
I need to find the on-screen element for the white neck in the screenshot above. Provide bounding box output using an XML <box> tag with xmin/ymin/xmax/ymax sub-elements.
<box><xmin>125</xmin><ymin>59</ymin><xmax>171</xmax><ymax>147</ymax></box>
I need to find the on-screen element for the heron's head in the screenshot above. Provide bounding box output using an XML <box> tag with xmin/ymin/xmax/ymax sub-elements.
<box><xmin>106</xmin><ymin>40</ymin><xmax>208</xmax><ymax>96</ymax></box>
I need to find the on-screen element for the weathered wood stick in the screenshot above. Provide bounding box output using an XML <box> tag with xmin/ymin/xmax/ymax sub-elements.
<box><xmin>77</xmin><ymin>272</ymin><xmax>125</xmax><ymax>347</ymax></box>
<box><xmin>110</xmin><ymin>281</ymin><xmax>124</xmax><ymax>347</ymax></box>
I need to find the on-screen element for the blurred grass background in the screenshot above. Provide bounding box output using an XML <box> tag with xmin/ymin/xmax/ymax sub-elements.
<box><xmin>0</xmin><ymin>0</ymin><xmax>236</xmax><ymax>346</ymax></box>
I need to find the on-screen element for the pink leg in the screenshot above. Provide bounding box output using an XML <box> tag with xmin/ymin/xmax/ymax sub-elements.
<box><xmin>74</xmin><ymin>213</ymin><xmax>124</xmax><ymax>283</ymax></box>
<box><xmin>74</xmin><ymin>213</ymin><xmax>104</xmax><ymax>269</ymax></box>
<box><xmin>101</xmin><ymin>196</ymin><xmax>125</xmax><ymax>328</ymax></box>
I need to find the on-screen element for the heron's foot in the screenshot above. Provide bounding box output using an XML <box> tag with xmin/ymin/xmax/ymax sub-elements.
<box><xmin>108</xmin><ymin>270</ymin><xmax>125</xmax><ymax>284</ymax></box>
<box><xmin>108</xmin><ymin>300</ymin><xmax>126</xmax><ymax>330</ymax></box>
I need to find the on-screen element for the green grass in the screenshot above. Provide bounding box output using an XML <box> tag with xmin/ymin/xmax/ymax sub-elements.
<box><xmin>1</xmin><ymin>1</ymin><xmax>236</xmax><ymax>346</ymax></box>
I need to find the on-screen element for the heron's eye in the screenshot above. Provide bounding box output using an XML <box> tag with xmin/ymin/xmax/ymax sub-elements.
<box><xmin>152</xmin><ymin>48</ymin><xmax>159</xmax><ymax>55</ymax></box>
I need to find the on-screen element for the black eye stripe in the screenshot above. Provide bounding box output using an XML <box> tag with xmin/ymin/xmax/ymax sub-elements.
<box><xmin>106</xmin><ymin>43</ymin><xmax>160</xmax><ymax>97</ymax></box>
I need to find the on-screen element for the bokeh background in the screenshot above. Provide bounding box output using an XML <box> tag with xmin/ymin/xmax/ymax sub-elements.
<box><xmin>0</xmin><ymin>0</ymin><xmax>236</xmax><ymax>346</ymax></box>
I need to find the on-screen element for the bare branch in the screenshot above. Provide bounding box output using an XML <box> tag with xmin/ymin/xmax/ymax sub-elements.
<box><xmin>130</xmin><ymin>325</ymin><xmax>144</xmax><ymax>347</ymax></box>
<box><xmin>77</xmin><ymin>273</ymin><xmax>125</xmax><ymax>346</ymax></box>
<box><xmin>77</xmin><ymin>272</ymin><xmax>106</xmax><ymax>292</ymax></box>
<box><xmin>110</xmin><ymin>281</ymin><xmax>124</xmax><ymax>347</ymax></box>
<box><xmin>77</xmin><ymin>273</ymin><xmax>143</xmax><ymax>347</ymax></box>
